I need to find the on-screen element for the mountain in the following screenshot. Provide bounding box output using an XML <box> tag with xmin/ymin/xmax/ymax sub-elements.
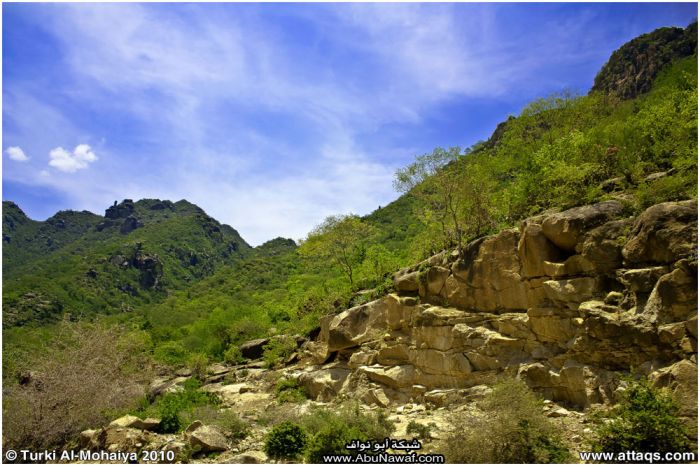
<box><xmin>3</xmin><ymin>198</ymin><xmax>252</xmax><ymax>326</ymax></box>
<box><xmin>3</xmin><ymin>22</ymin><xmax>697</xmax><ymax>459</ymax></box>
<box><xmin>592</xmin><ymin>22</ymin><xmax>697</xmax><ymax>99</ymax></box>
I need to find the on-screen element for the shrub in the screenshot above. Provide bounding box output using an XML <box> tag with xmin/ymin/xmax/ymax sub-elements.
<box><xmin>406</xmin><ymin>420</ymin><xmax>435</xmax><ymax>441</ymax></box>
<box><xmin>187</xmin><ymin>353</ymin><xmax>209</xmax><ymax>380</ymax></box>
<box><xmin>442</xmin><ymin>378</ymin><xmax>571</xmax><ymax>463</ymax></box>
<box><xmin>154</xmin><ymin>341</ymin><xmax>189</xmax><ymax>366</ymax></box>
<box><xmin>143</xmin><ymin>378</ymin><xmax>220</xmax><ymax>433</ymax></box>
<box><xmin>592</xmin><ymin>378</ymin><xmax>691</xmax><ymax>457</ymax></box>
<box><xmin>275</xmin><ymin>377</ymin><xmax>308</xmax><ymax>403</ymax></box>
<box><xmin>183</xmin><ymin>406</ymin><xmax>249</xmax><ymax>442</ymax></box>
<box><xmin>223</xmin><ymin>345</ymin><xmax>245</xmax><ymax>365</ymax></box>
<box><xmin>2</xmin><ymin>321</ymin><xmax>152</xmax><ymax>450</ymax></box>
<box><xmin>262</xmin><ymin>336</ymin><xmax>297</xmax><ymax>369</ymax></box>
<box><xmin>264</xmin><ymin>421</ymin><xmax>307</xmax><ymax>460</ymax></box>
<box><xmin>302</xmin><ymin>403</ymin><xmax>395</xmax><ymax>463</ymax></box>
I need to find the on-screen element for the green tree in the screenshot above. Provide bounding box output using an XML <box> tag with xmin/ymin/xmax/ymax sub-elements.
<box><xmin>593</xmin><ymin>378</ymin><xmax>691</xmax><ymax>459</ymax></box>
<box><xmin>299</xmin><ymin>215</ymin><xmax>375</xmax><ymax>288</ymax></box>
<box><xmin>394</xmin><ymin>147</ymin><xmax>495</xmax><ymax>256</ymax></box>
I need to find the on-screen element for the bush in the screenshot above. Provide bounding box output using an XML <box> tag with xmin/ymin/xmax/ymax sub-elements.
<box><xmin>592</xmin><ymin>378</ymin><xmax>691</xmax><ymax>458</ymax></box>
<box><xmin>406</xmin><ymin>420</ymin><xmax>435</xmax><ymax>441</ymax></box>
<box><xmin>264</xmin><ymin>421</ymin><xmax>307</xmax><ymax>460</ymax></box>
<box><xmin>262</xmin><ymin>336</ymin><xmax>297</xmax><ymax>369</ymax></box>
<box><xmin>2</xmin><ymin>321</ymin><xmax>152</xmax><ymax>450</ymax></box>
<box><xmin>302</xmin><ymin>403</ymin><xmax>395</xmax><ymax>463</ymax></box>
<box><xmin>442</xmin><ymin>378</ymin><xmax>571</xmax><ymax>463</ymax></box>
<box><xmin>275</xmin><ymin>377</ymin><xmax>308</xmax><ymax>403</ymax></box>
<box><xmin>143</xmin><ymin>378</ymin><xmax>220</xmax><ymax>433</ymax></box>
<box><xmin>223</xmin><ymin>345</ymin><xmax>245</xmax><ymax>365</ymax></box>
<box><xmin>182</xmin><ymin>406</ymin><xmax>249</xmax><ymax>442</ymax></box>
<box><xmin>187</xmin><ymin>353</ymin><xmax>209</xmax><ymax>380</ymax></box>
<box><xmin>153</xmin><ymin>341</ymin><xmax>188</xmax><ymax>366</ymax></box>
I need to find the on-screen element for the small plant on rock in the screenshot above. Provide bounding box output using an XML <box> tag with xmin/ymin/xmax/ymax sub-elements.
<box><xmin>275</xmin><ymin>377</ymin><xmax>308</xmax><ymax>403</ymax></box>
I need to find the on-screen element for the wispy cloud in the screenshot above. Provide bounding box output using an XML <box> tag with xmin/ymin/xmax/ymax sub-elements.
<box><xmin>4</xmin><ymin>3</ymin><xmax>696</xmax><ymax>243</ymax></box>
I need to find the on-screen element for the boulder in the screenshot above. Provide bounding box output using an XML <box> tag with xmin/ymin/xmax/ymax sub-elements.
<box><xmin>518</xmin><ymin>221</ymin><xmax>565</xmax><ymax>278</ymax></box>
<box><xmin>109</xmin><ymin>415</ymin><xmax>160</xmax><ymax>431</ymax></box>
<box><xmin>96</xmin><ymin>427</ymin><xmax>150</xmax><ymax>453</ymax></box>
<box><xmin>324</xmin><ymin>299</ymin><xmax>388</xmax><ymax>352</ymax></box>
<box><xmin>576</xmin><ymin>219</ymin><xmax>632</xmax><ymax>272</ymax></box>
<box><xmin>298</xmin><ymin>368</ymin><xmax>350</xmax><ymax>401</ymax></box>
<box><xmin>394</xmin><ymin>271</ymin><xmax>420</xmax><ymax>292</ymax></box>
<box><xmin>120</xmin><ymin>216</ymin><xmax>142</xmax><ymax>234</ymax></box>
<box><xmin>425</xmin><ymin>266</ymin><xmax>450</xmax><ymax>296</ymax></box>
<box><xmin>527</xmin><ymin>308</ymin><xmax>580</xmax><ymax>344</ymax></box>
<box><xmin>186</xmin><ymin>425</ymin><xmax>228</xmax><ymax>453</ymax></box>
<box><xmin>360</xmin><ymin>365</ymin><xmax>415</xmax><ymax>389</ymax></box>
<box><xmin>240</xmin><ymin>338</ymin><xmax>269</xmax><ymax>360</ymax></box>
<box><xmin>643</xmin><ymin>260</ymin><xmax>697</xmax><ymax>324</ymax></box>
<box><xmin>541</xmin><ymin>201</ymin><xmax>624</xmax><ymax>251</ymax></box>
<box><xmin>543</xmin><ymin>277</ymin><xmax>600</xmax><ymax>309</ymax></box>
<box><xmin>409</xmin><ymin>348</ymin><xmax>472</xmax><ymax>376</ymax></box>
<box><xmin>650</xmin><ymin>360</ymin><xmax>698</xmax><ymax>418</ymax></box>
<box><xmin>617</xmin><ymin>267</ymin><xmax>669</xmax><ymax>293</ymax></box>
<box><xmin>623</xmin><ymin>200</ymin><xmax>697</xmax><ymax>265</ymax></box>
<box><xmin>231</xmin><ymin>452</ymin><xmax>267</xmax><ymax>464</ymax></box>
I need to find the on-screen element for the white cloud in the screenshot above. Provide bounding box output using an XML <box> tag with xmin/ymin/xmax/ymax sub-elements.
<box><xmin>48</xmin><ymin>144</ymin><xmax>98</xmax><ymax>172</ymax></box>
<box><xmin>4</xmin><ymin>146</ymin><xmax>29</xmax><ymax>161</ymax></box>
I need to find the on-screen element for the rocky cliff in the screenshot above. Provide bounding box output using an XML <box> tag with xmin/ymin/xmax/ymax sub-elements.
<box><xmin>297</xmin><ymin>199</ymin><xmax>697</xmax><ymax>424</ymax></box>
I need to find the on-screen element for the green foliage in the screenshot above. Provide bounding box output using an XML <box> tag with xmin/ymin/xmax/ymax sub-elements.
<box><xmin>223</xmin><ymin>345</ymin><xmax>245</xmax><ymax>365</ymax></box>
<box><xmin>187</xmin><ymin>352</ymin><xmax>209</xmax><ymax>381</ymax></box>
<box><xmin>275</xmin><ymin>377</ymin><xmax>308</xmax><ymax>403</ymax></box>
<box><xmin>395</xmin><ymin>147</ymin><xmax>497</xmax><ymax>255</ymax></box>
<box><xmin>299</xmin><ymin>214</ymin><xmax>376</xmax><ymax>288</ymax></box>
<box><xmin>443</xmin><ymin>378</ymin><xmax>572</xmax><ymax>463</ymax></box>
<box><xmin>263</xmin><ymin>336</ymin><xmax>298</xmax><ymax>369</ymax></box>
<box><xmin>592</xmin><ymin>378</ymin><xmax>691</xmax><ymax>458</ymax></box>
<box><xmin>406</xmin><ymin>420</ymin><xmax>435</xmax><ymax>441</ymax></box>
<box><xmin>138</xmin><ymin>378</ymin><xmax>219</xmax><ymax>434</ymax></box>
<box><xmin>301</xmin><ymin>403</ymin><xmax>395</xmax><ymax>463</ymax></box>
<box><xmin>264</xmin><ymin>421</ymin><xmax>307</xmax><ymax>460</ymax></box>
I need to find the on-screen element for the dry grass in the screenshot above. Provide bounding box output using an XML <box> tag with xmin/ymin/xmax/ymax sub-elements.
<box><xmin>3</xmin><ymin>320</ymin><xmax>153</xmax><ymax>450</ymax></box>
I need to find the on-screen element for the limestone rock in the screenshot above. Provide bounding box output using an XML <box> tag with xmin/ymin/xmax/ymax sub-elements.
<box><xmin>541</xmin><ymin>201</ymin><xmax>624</xmax><ymax>251</ymax></box>
<box><xmin>519</xmin><ymin>221</ymin><xmax>565</xmax><ymax>278</ymax></box>
<box><xmin>643</xmin><ymin>261</ymin><xmax>697</xmax><ymax>324</ymax></box>
<box><xmin>109</xmin><ymin>415</ymin><xmax>160</xmax><ymax>431</ymax></box>
<box><xmin>361</xmin><ymin>365</ymin><xmax>415</xmax><ymax>389</ymax></box>
<box><xmin>527</xmin><ymin>308</ymin><xmax>579</xmax><ymax>344</ymax></box>
<box><xmin>231</xmin><ymin>452</ymin><xmax>267</xmax><ymax>464</ymax></box>
<box><xmin>240</xmin><ymin>338</ymin><xmax>269</xmax><ymax>360</ymax></box>
<box><xmin>623</xmin><ymin>200</ymin><xmax>697</xmax><ymax>265</ymax></box>
<box><xmin>650</xmin><ymin>360</ymin><xmax>698</xmax><ymax>418</ymax></box>
<box><xmin>426</xmin><ymin>266</ymin><xmax>450</xmax><ymax>296</ymax></box>
<box><xmin>299</xmin><ymin>368</ymin><xmax>350</xmax><ymax>401</ymax></box>
<box><xmin>394</xmin><ymin>271</ymin><xmax>420</xmax><ymax>292</ymax></box>
<box><xmin>576</xmin><ymin>219</ymin><xmax>632</xmax><ymax>272</ymax></box>
<box><xmin>324</xmin><ymin>298</ymin><xmax>389</xmax><ymax>352</ymax></box>
<box><xmin>186</xmin><ymin>425</ymin><xmax>228</xmax><ymax>453</ymax></box>
<box><xmin>543</xmin><ymin>277</ymin><xmax>600</xmax><ymax>309</ymax></box>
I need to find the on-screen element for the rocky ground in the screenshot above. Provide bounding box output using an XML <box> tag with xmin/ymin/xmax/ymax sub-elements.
<box><xmin>75</xmin><ymin>359</ymin><xmax>599</xmax><ymax>464</ymax></box>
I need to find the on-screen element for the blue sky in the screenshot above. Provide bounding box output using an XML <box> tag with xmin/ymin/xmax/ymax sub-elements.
<box><xmin>3</xmin><ymin>3</ymin><xmax>697</xmax><ymax>245</ymax></box>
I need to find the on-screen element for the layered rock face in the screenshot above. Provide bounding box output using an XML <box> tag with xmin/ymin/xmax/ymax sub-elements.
<box><xmin>300</xmin><ymin>200</ymin><xmax>698</xmax><ymax>418</ymax></box>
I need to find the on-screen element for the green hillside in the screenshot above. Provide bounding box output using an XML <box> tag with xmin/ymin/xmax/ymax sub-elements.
<box><xmin>3</xmin><ymin>22</ymin><xmax>697</xmax><ymax>371</ymax></box>
<box><xmin>3</xmin><ymin>198</ymin><xmax>251</xmax><ymax>326</ymax></box>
